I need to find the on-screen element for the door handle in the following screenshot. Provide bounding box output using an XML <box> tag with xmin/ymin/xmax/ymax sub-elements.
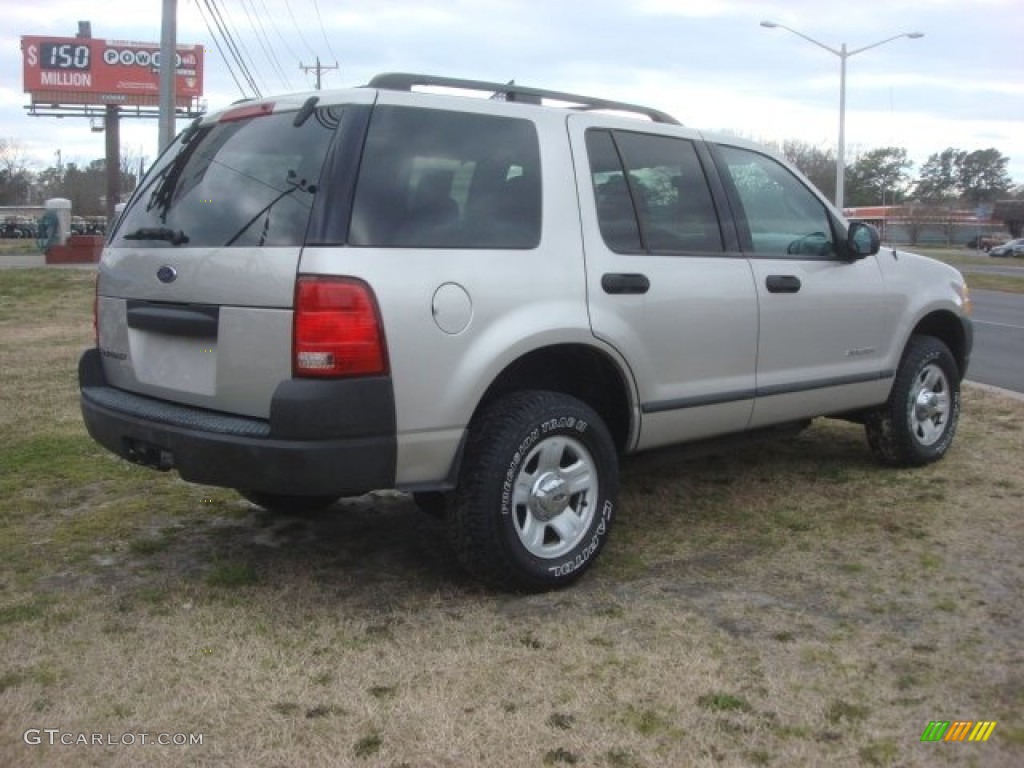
<box><xmin>602</xmin><ymin>273</ymin><xmax>650</xmax><ymax>295</ymax></box>
<box><xmin>766</xmin><ymin>275</ymin><xmax>801</xmax><ymax>294</ymax></box>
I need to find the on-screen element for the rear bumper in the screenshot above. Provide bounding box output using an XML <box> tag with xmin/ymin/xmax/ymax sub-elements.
<box><xmin>79</xmin><ymin>348</ymin><xmax>396</xmax><ymax>496</ymax></box>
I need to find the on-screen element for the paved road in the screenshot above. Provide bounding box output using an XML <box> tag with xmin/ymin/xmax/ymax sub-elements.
<box><xmin>968</xmin><ymin>289</ymin><xmax>1024</xmax><ymax>394</ymax></box>
<box><xmin>0</xmin><ymin>253</ymin><xmax>46</xmax><ymax>268</ymax></box>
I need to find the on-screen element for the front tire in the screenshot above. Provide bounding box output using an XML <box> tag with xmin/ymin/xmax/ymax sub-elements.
<box><xmin>448</xmin><ymin>391</ymin><xmax>619</xmax><ymax>592</ymax></box>
<box><xmin>865</xmin><ymin>335</ymin><xmax>961</xmax><ymax>467</ymax></box>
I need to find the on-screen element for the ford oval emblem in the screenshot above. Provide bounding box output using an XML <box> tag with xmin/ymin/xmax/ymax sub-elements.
<box><xmin>157</xmin><ymin>265</ymin><xmax>177</xmax><ymax>284</ymax></box>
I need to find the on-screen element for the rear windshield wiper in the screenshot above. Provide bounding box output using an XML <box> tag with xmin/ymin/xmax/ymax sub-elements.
<box><xmin>223</xmin><ymin>170</ymin><xmax>315</xmax><ymax>247</ymax></box>
<box><xmin>122</xmin><ymin>227</ymin><xmax>190</xmax><ymax>246</ymax></box>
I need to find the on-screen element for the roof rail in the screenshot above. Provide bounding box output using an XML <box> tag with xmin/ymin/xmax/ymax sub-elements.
<box><xmin>366</xmin><ymin>73</ymin><xmax>681</xmax><ymax>125</ymax></box>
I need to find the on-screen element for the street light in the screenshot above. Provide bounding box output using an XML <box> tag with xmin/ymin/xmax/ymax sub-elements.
<box><xmin>760</xmin><ymin>21</ymin><xmax>924</xmax><ymax>211</ymax></box>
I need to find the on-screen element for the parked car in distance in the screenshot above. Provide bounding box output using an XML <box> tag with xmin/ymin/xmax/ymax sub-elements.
<box><xmin>966</xmin><ymin>234</ymin><xmax>1009</xmax><ymax>251</ymax></box>
<box><xmin>988</xmin><ymin>238</ymin><xmax>1024</xmax><ymax>257</ymax></box>
<box><xmin>1</xmin><ymin>216</ymin><xmax>37</xmax><ymax>239</ymax></box>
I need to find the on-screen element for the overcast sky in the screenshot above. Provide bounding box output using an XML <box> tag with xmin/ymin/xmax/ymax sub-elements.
<box><xmin>3</xmin><ymin>0</ymin><xmax>1023</xmax><ymax>189</ymax></box>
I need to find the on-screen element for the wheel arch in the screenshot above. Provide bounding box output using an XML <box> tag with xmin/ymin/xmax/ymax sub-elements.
<box><xmin>909</xmin><ymin>310</ymin><xmax>969</xmax><ymax>381</ymax></box>
<box><xmin>473</xmin><ymin>343</ymin><xmax>636</xmax><ymax>453</ymax></box>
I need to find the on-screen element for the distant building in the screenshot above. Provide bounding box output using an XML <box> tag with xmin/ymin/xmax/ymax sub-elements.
<box><xmin>842</xmin><ymin>204</ymin><xmax>1005</xmax><ymax>246</ymax></box>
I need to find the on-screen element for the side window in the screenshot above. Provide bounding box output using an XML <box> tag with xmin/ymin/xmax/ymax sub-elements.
<box><xmin>586</xmin><ymin>130</ymin><xmax>642</xmax><ymax>252</ymax></box>
<box><xmin>349</xmin><ymin>107</ymin><xmax>541</xmax><ymax>249</ymax></box>
<box><xmin>716</xmin><ymin>145</ymin><xmax>835</xmax><ymax>258</ymax></box>
<box><xmin>586</xmin><ymin>129</ymin><xmax>723</xmax><ymax>254</ymax></box>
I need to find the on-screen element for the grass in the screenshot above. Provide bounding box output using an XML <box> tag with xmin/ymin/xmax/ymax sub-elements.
<box><xmin>0</xmin><ymin>268</ymin><xmax>1022</xmax><ymax>766</ymax></box>
<box><xmin>910</xmin><ymin>245</ymin><xmax>1024</xmax><ymax>294</ymax></box>
<box><xmin>0</xmin><ymin>241</ymin><xmax>40</xmax><ymax>256</ymax></box>
<box><xmin>910</xmin><ymin>245</ymin><xmax>1005</xmax><ymax>267</ymax></box>
<box><xmin>962</xmin><ymin>272</ymin><xmax>1024</xmax><ymax>294</ymax></box>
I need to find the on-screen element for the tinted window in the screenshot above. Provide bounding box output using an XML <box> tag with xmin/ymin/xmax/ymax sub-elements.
<box><xmin>349</xmin><ymin>107</ymin><xmax>541</xmax><ymax>249</ymax></box>
<box><xmin>111</xmin><ymin>108</ymin><xmax>340</xmax><ymax>248</ymax></box>
<box><xmin>587</xmin><ymin>129</ymin><xmax>722</xmax><ymax>254</ymax></box>
<box><xmin>587</xmin><ymin>130</ymin><xmax>641</xmax><ymax>252</ymax></box>
<box><xmin>716</xmin><ymin>146</ymin><xmax>835</xmax><ymax>257</ymax></box>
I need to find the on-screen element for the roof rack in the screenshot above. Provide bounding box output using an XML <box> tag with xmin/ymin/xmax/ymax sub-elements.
<box><xmin>366</xmin><ymin>73</ymin><xmax>681</xmax><ymax>125</ymax></box>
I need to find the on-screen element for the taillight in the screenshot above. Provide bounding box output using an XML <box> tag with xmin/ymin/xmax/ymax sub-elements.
<box><xmin>293</xmin><ymin>276</ymin><xmax>388</xmax><ymax>378</ymax></box>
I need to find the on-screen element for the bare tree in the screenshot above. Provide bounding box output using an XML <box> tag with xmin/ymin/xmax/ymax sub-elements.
<box><xmin>119</xmin><ymin>146</ymin><xmax>148</xmax><ymax>199</ymax></box>
<box><xmin>902</xmin><ymin>204</ymin><xmax>925</xmax><ymax>246</ymax></box>
<box><xmin>0</xmin><ymin>138</ymin><xmax>31</xmax><ymax>175</ymax></box>
<box><xmin>776</xmin><ymin>140</ymin><xmax>836</xmax><ymax>202</ymax></box>
<box><xmin>0</xmin><ymin>138</ymin><xmax>34</xmax><ymax>205</ymax></box>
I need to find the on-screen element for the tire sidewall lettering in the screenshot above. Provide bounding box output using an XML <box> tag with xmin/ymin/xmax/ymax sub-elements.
<box><xmin>546</xmin><ymin>499</ymin><xmax>614</xmax><ymax>579</ymax></box>
<box><xmin>501</xmin><ymin>427</ymin><xmax>539</xmax><ymax>515</ymax></box>
<box><xmin>540</xmin><ymin>416</ymin><xmax>588</xmax><ymax>435</ymax></box>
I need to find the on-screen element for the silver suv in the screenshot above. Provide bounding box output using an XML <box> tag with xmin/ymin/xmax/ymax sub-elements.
<box><xmin>80</xmin><ymin>74</ymin><xmax>973</xmax><ymax>591</ymax></box>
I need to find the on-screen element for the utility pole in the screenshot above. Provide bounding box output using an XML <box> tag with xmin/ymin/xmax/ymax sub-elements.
<box><xmin>158</xmin><ymin>0</ymin><xmax>177</xmax><ymax>152</ymax></box>
<box><xmin>299</xmin><ymin>58</ymin><xmax>338</xmax><ymax>91</ymax></box>
<box><xmin>76</xmin><ymin>21</ymin><xmax>120</xmax><ymax>225</ymax></box>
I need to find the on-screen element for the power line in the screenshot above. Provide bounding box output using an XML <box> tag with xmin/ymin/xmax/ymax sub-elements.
<box><xmin>204</xmin><ymin>0</ymin><xmax>262</xmax><ymax>97</ymax></box>
<box><xmin>254</xmin><ymin>0</ymin><xmax>304</xmax><ymax>68</ymax></box>
<box><xmin>238</xmin><ymin>0</ymin><xmax>293</xmax><ymax>90</ymax></box>
<box><xmin>215</xmin><ymin>0</ymin><xmax>271</xmax><ymax>95</ymax></box>
<box><xmin>283</xmin><ymin>0</ymin><xmax>318</xmax><ymax>59</ymax></box>
<box><xmin>207</xmin><ymin>0</ymin><xmax>262</xmax><ymax>97</ymax></box>
<box><xmin>195</xmin><ymin>0</ymin><xmax>249</xmax><ymax>97</ymax></box>
<box><xmin>310</xmin><ymin>0</ymin><xmax>341</xmax><ymax>68</ymax></box>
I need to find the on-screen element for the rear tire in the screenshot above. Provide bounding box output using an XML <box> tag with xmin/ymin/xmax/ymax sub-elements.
<box><xmin>237</xmin><ymin>490</ymin><xmax>340</xmax><ymax>514</ymax></box>
<box><xmin>447</xmin><ymin>391</ymin><xmax>618</xmax><ymax>592</ymax></box>
<box><xmin>865</xmin><ymin>335</ymin><xmax>961</xmax><ymax>467</ymax></box>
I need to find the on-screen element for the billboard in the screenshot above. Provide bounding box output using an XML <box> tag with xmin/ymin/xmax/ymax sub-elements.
<box><xmin>22</xmin><ymin>36</ymin><xmax>203</xmax><ymax>107</ymax></box>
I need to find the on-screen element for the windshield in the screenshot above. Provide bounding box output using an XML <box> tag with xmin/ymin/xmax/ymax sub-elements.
<box><xmin>110</xmin><ymin>106</ymin><xmax>341</xmax><ymax>248</ymax></box>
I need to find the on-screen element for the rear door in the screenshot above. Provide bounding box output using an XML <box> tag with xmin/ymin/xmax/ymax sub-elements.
<box><xmin>569</xmin><ymin>116</ymin><xmax>758</xmax><ymax>450</ymax></box>
<box><xmin>709</xmin><ymin>142</ymin><xmax>889</xmax><ymax>426</ymax></box>
<box><xmin>98</xmin><ymin>95</ymin><xmax>365</xmax><ymax>418</ymax></box>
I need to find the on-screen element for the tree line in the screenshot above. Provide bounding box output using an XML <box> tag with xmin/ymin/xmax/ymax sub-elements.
<box><xmin>0</xmin><ymin>138</ymin><xmax>140</xmax><ymax>216</ymax></box>
<box><xmin>768</xmin><ymin>140</ymin><xmax>1018</xmax><ymax>207</ymax></box>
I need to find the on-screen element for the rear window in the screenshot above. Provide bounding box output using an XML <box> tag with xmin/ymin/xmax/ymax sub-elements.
<box><xmin>110</xmin><ymin>107</ymin><xmax>341</xmax><ymax>248</ymax></box>
<box><xmin>348</xmin><ymin>106</ymin><xmax>541</xmax><ymax>249</ymax></box>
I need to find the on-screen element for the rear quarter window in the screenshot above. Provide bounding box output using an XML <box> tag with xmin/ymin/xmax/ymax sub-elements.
<box><xmin>348</xmin><ymin>106</ymin><xmax>542</xmax><ymax>249</ymax></box>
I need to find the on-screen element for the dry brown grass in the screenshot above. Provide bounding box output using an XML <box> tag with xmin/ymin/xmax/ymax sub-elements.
<box><xmin>1</xmin><ymin>269</ymin><xmax>1022</xmax><ymax>767</ymax></box>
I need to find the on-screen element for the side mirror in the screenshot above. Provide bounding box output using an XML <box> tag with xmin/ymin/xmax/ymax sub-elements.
<box><xmin>846</xmin><ymin>221</ymin><xmax>880</xmax><ymax>259</ymax></box>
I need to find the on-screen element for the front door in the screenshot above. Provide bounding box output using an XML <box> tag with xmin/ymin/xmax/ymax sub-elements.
<box><xmin>710</xmin><ymin>143</ymin><xmax>889</xmax><ymax>427</ymax></box>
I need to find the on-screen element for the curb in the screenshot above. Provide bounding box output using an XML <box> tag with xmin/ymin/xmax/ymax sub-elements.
<box><xmin>965</xmin><ymin>381</ymin><xmax>1024</xmax><ymax>401</ymax></box>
